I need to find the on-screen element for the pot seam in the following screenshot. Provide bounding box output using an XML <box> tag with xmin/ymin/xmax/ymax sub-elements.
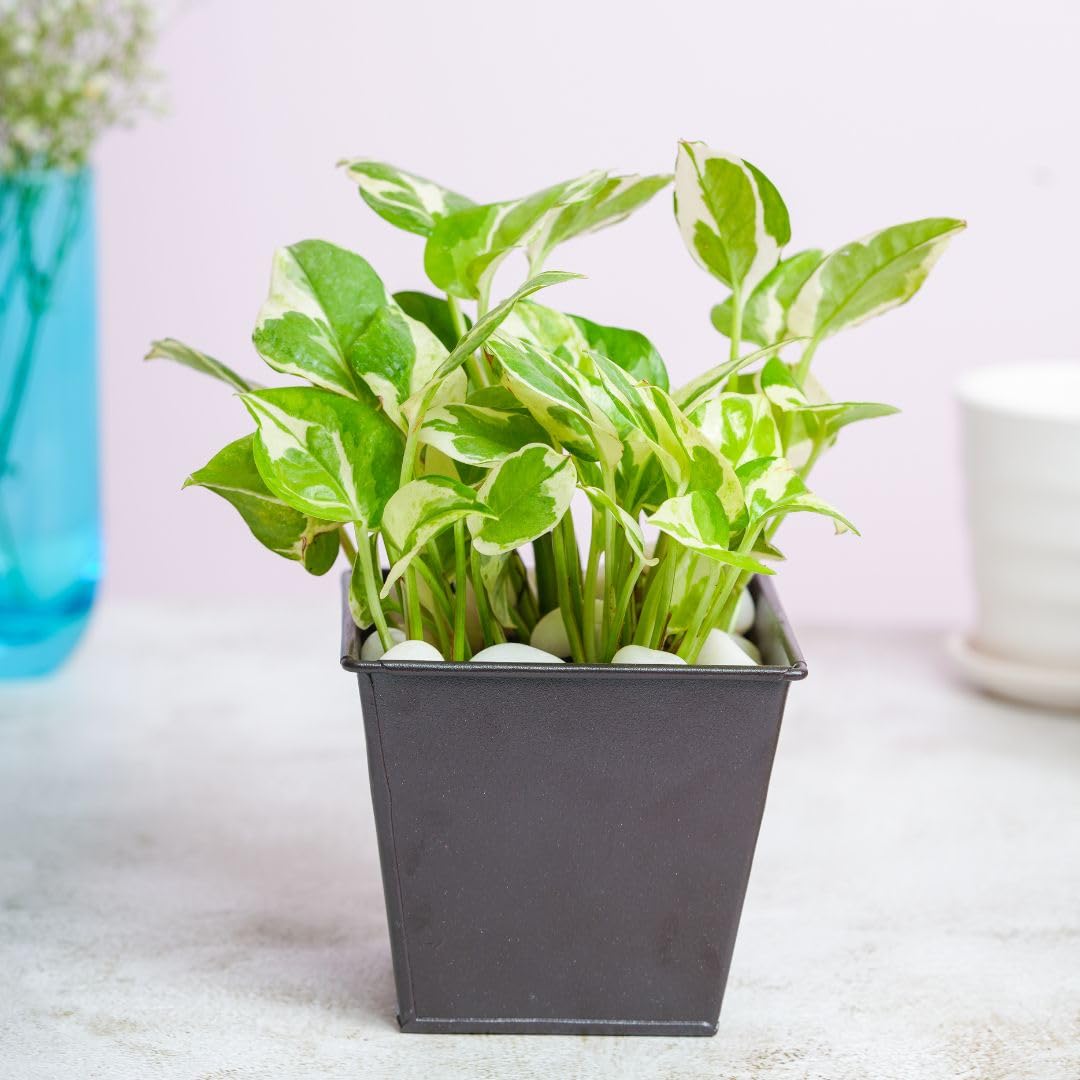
<box><xmin>367</xmin><ymin>671</ymin><xmax>419</xmax><ymax>1024</ymax></box>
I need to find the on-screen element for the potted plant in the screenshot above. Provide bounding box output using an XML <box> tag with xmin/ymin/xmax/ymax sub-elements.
<box><xmin>149</xmin><ymin>141</ymin><xmax>962</xmax><ymax>1034</ymax></box>
<box><xmin>0</xmin><ymin>0</ymin><xmax>158</xmax><ymax>677</ymax></box>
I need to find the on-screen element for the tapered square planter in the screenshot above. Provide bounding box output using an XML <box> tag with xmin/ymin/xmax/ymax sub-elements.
<box><xmin>341</xmin><ymin>576</ymin><xmax>806</xmax><ymax>1036</ymax></box>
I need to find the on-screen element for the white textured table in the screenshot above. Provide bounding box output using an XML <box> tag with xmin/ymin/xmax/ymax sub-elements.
<box><xmin>1</xmin><ymin>602</ymin><xmax>1078</xmax><ymax>1079</ymax></box>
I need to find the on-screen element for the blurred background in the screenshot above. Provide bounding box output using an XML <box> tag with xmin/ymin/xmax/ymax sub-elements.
<box><xmin>98</xmin><ymin>0</ymin><xmax>1079</xmax><ymax>628</ymax></box>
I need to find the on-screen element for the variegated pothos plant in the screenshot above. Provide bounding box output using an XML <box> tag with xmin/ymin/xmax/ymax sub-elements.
<box><xmin>147</xmin><ymin>141</ymin><xmax>963</xmax><ymax>663</ymax></box>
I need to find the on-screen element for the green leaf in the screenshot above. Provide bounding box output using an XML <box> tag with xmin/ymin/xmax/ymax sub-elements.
<box><xmin>647</xmin><ymin>491</ymin><xmax>772</xmax><ymax>574</ymax></box>
<box><xmin>419</xmin><ymin>400</ymin><xmax>552</xmax><ymax>466</ymax></box>
<box><xmin>737</xmin><ymin>457</ymin><xmax>858</xmax><ymax>534</ymax></box>
<box><xmin>787</xmin><ymin>218</ymin><xmax>965</xmax><ymax>342</ymax></box>
<box><xmin>674</xmin><ymin>141</ymin><xmax>790</xmax><ymax>294</ymax></box>
<box><xmin>145</xmin><ymin>339</ymin><xmax>256</xmax><ymax>393</ymax></box>
<box><xmin>424</xmin><ymin>171</ymin><xmax>607</xmax><ymax>299</ymax></box>
<box><xmin>580</xmin><ymin>485</ymin><xmax>656</xmax><ymax>566</ymax></box>
<box><xmin>347</xmin><ymin>301</ymin><xmax>463</xmax><ymax>430</ymax></box>
<box><xmin>571</xmin><ymin>313</ymin><xmax>669</xmax><ymax>389</ymax></box>
<box><xmin>348</xmin><ymin>552</ymin><xmax>374</xmax><ymax>629</ymax></box>
<box><xmin>380</xmin><ymin>476</ymin><xmax>495</xmax><ymax>595</ymax></box>
<box><xmin>184</xmin><ymin>435</ymin><xmax>339</xmax><ymax>574</ymax></box>
<box><xmin>252</xmin><ymin>240</ymin><xmax>388</xmax><ymax>398</ymax></box>
<box><xmin>433</xmin><ymin>270</ymin><xmax>583</xmax><ymax>383</ymax></box>
<box><xmin>694</xmin><ymin>393</ymin><xmax>782</xmax><ymax>466</ymax></box>
<box><xmin>393</xmin><ymin>290</ymin><xmax>465</xmax><ymax>350</ymax></box>
<box><xmin>711</xmin><ymin>249</ymin><xmax>824</xmax><ymax>347</ymax></box>
<box><xmin>340</xmin><ymin>159</ymin><xmax>475</xmax><ymax>237</ymax></box>
<box><xmin>526</xmin><ymin>172</ymin><xmax>672</xmax><ymax>270</ymax></box>
<box><xmin>467</xmin><ymin>444</ymin><xmax>576</xmax><ymax>556</ymax></box>
<box><xmin>240</xmin><ymin>387</ymin><xmax>404</xmax><ymax>525</ymax></box>
<box><xmin>488</xmin><ymin>333</ymin><xmax>622</xmax><ymax>467</ymax></box>
<box><xmin>499</xmin><ymin>299</ymin><xmax>589</xmax><ymax>363</ymax></box>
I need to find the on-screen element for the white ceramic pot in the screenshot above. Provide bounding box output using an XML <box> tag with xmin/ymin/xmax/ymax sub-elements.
<box><xmin>957</xmin><ymin>360</ymin><xmax>1080</xmax><ymax>671</ymax></box>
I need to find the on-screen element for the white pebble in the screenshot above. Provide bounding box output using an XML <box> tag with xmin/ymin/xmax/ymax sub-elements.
<box><xmin>381</xmin><ymin>639</ymin><xmax>445</xmax><ymax>662</ymax></box>
<box><xmin>530</xmin><ymin>601</ymin><xmax>603</xmax><ymax>657</ymax></box>
<box><xmin>695</xmin><ymin>629</ymin><xmax>757</xmax><ymax>666</ymax></box>
<box><xmin>470</xmin><ymin>643</ymin><xmax>565</xmax><ymax>663</ymax></box>
<box><xmin>610</xmin><ymin>645</ymin><xmax>687</xmax><ymax>665</ymax></box>
<box><xmin>732</xmin><ymin>588</ymin><xmax>755</xmax><ymax>634</ymax></box>
<box><xmin>360</xmin><ymin>627</ymin><xmax>406</xmax><ymax>661</ymax></box>
<box><xmin>731</xmin><ymin>633</ymin><xmax>762</xmax><ymax>664</ymax></box>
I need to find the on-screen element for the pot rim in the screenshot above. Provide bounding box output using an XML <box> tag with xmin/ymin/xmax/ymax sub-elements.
<box><xmin>340</xmin><ymin>575</ymin><xmax>807</xmax><ymax>681</ymax></box>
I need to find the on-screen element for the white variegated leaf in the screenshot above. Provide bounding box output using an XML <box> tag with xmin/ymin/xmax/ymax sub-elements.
<box><xmin>711</xmin><ymin>249</ymin><xmax>824</xmax><ymax>346</ymax></box>
<box><xmin>526</xmin><ymin>172</ymin><xmax>672</xmax><ymax>270</ymax></box>
<box><xmin>240</xmin><ymin>387</ymin><xmax>404</xmax><ymax>525</ymax></box>
<box><xmin>787</xmin><ymin>218</ymin><xmax>965</xmax><ymax>342</ymax></box>
<box><xmin>424</xmin><ymin>172</ymin><xmax>607</xmax><ymax>300</ymax></box>
<box><xmin>419</xmin><ymin>401</ymin><xmax>551</xmax><ymax>465</ymax></box>
<box><xmin>467</xmin><ymin>444</ymin><xmax>576</xmax><ymax>556</ymax></box>
<box><xmin>380</xmin><ymin>477</ymin><xmax>494</xmax><ymax>595</ymax></box>
<box><xmin>694</xmin><ymin>393</ymin><xmax>782</xmax><ymax>466</ymax></box>
<box><xmin>673</xmin><ymin>339</ymin><xmax>802</xmax><ymax>415</ymax></box>
<box><xmin>580</xmin><ymin>486</ymin><xmax>656</xmax><ymax>566</ymax></box>
<box><xmin>737</xmin><ymin>457</ymin><xmax>858</xmax><ymax>534</ymax></box>
<box><xmin>145</xmin><ymin>339</ymin><xmax>256</xmax><ymax>393</ymax></box>
<box><xmin>431</xmin><ymin>271</ymin><xmax>582</xmax><ymax>383</ymax></box>
<box><xmin>184</xmin><ymin>434</ymin><xmax>339</xmax><ymax>574</ymax></box>
<box><xmin>340</xmin><ymin>160</ymin><xmax>475</xmax><ymax>237</ymax></box>
<box><xmin>488</xmin><ymin>333</ymin><xmax>622</xmax><ymax>468</ymax></box>
<box><xmin>647</xmin><ymin>491</ymin><xmax>772</xmax><ymax>574</ymax></box>
<box><xmin>674</xmin><ymin>141</ymin><xmax>790</xmax><ymax>295</ymax></box>
<box><xmin>252</xmin><ymin>240</ymin><xmax>387</xmax><ymax>398</ymax></box>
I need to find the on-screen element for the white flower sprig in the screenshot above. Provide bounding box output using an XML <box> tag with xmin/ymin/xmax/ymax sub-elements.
<box><xmin>0</xmin><ymin>0</ymin><xmax>159</xmax><ymax>173</ymax></box>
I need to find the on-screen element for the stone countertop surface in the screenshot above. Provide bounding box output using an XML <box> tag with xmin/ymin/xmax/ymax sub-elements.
<box><xmin>1</xmin><ymin>601</ymin><xmax>1078</xmax><ymax>1080</ymax></box>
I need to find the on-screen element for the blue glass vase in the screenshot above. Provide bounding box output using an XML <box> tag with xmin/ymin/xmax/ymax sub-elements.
<box><xmin>0</xmin><ymin>169</ymin><xmax>101</xmax><ymax>678</ymax></box>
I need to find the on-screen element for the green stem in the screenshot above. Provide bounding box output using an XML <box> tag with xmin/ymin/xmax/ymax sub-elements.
<box><xmin>724</xmin><ymin>288</ymin><xmax>743</xmax><ymax>391</ymax></box>
<box><xmin>338</xmin><ymin>527</ymin><xmax>357</xmax><ymax>564</ymax></box>
<box><xmin>677</xmin><ymin>561</ymin><xmax>720</xmax><ymax>660</ymax></box>
<box><xmin>532</xmin><ymin>534</ymin><xmax>559</xmax><ymax>615</ymax></box>
<box><xmin>606</xmin><ymin>558</ymin><xmax>645</xmax><ymax>658</ymax></box>
<box><xmin>561</xmin><ymin>512</ymin><xmax>585</xmax><ymax>638</ymax></box>
<box><xmin>447</xmin><ymin>293</ymin><xmax>491</xmax><ymax>390</ymax></box>
<box><xmin>470</xmin><ymin>548</ymin><xmax>504</xmax><ymax>647</ymax></box>
<box><xmin>453</xmin><ymin>519</ymin><xmax>468</xmax><ymax>660</ymax></box>
<box><xmin>552</xmin><ymin>519</ymin><xmax>586</xmax><ymax>663</ymax></box>
<box><xmin>356</xmin><ymin>525</ymin><xmax>393</xmax><ymax>651</ymax></box>
<box><xmin>795</xmin><ymin>338</ymin><xmax>819</xmax><ymax>385</ymax></box>
<box><xmin>582</xmin><ymin>509</ymin><xmax>603</xmax><ymax>662</ymax></box>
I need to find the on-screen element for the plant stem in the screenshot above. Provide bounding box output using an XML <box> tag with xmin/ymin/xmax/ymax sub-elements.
<box><xmin>606</xmin><ymin>558</ymin><xmax>645</xmax><ymax>658</ymax></box>
<box><xmin>677</xmin><ymin>561</ymin><xmax>720</xmax><ymax>660</ymax></box>
<box><xmin>356</xmin><ymin>525</ymin><xmax>393</xmax><ymax>651</ymax></box>
<box><xmin>453</xmin><ymin>519</ymin><xmax>468</xmax><ymax>660</ymax></box>
<box><xmin>551</xmin><ymin>518</ymin><xmax>586</xmax><ymax>662</ymax></box>
<box><xmin>560</xmin><ymin>511</ymin><xmax>585</xmax><ymax>639</ymax></box>
<box><xmin>337</xmin><ymin>527</ymin><xmax>357</xmax><ymax>563</ymax></box>
<box><xmin>532</xmin><ymin>534</ymin><xmax>558</xmax><ymax>615</ymax></box>
<box><xmin>582</xmin><ymin>508</ymin><xmax>603</xmax><ymax>662</ymax></box>
<box><xmin>795</xmin><ymin>338</ymin><xmax>819</xmax><ymax>385</ymax></box>
<box><xmin>447</xmin><ymin>293</ymin><xmax>491</xmax><ymax>390</ymax></box>
<box><xmin>469</xmin><ymin>547</ymin><xmax>504</xmax><ymax>647</ymax></box>
<box><xmin>724</xmin><ymin>288</ymin><xmax>743</xmax><ymax>391</ymax></box>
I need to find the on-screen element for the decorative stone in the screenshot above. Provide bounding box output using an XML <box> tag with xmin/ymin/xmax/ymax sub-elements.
<box><xmin>470</xmin><ymin>643</ymin><xmax>565</xmax><ymax>663</ymax></box>
<box><xmin>695</xmin><ymin>629</ymin><xmax>758</xmax><ymax>666</ymax></box>
<box><xmin>381</xmin><ymin>639</ymin><xmax>445</xmax><ymax>662</ymax></box>
<box><xmin>360</xmin><ymin>627</ymin><xmax>406</xmax><ymax>661</ymax></box>
<box><xmin>610</xmin><ymin>645</ymin><xmax>687</xmax><ymax>665</ymax></box>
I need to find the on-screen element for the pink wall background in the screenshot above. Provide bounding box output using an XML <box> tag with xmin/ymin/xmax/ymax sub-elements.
<box><xmin>94</xmin><ymin>0</ymin><xmax>1080</xmax><ymax>627</ymax></box>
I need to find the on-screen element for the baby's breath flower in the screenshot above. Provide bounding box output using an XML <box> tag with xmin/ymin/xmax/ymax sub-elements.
<box><xmin>0</xmin><ymin>0</ymin><xmax>159</xmax><ymax>173</ymax></box>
